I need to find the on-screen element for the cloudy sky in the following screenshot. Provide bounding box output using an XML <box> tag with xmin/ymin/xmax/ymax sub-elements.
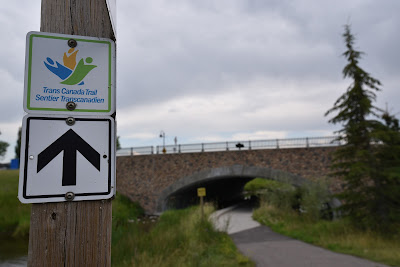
<box><xmin>0</xmin><ymin>0</ymin><xmax>399</xmax><ymax>162</ymax></box>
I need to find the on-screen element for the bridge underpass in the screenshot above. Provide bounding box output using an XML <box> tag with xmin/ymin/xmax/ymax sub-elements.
<box><xmin>154</xmin><ymin>165</ymin><xmax>316</xmax><ymax>213</ymax></box>
<box><xmin>165</xmin><ymin>176</ymin><xmax>255</xmax><ymax>210</ymax></box>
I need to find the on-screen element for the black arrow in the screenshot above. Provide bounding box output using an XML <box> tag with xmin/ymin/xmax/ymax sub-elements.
<box><xmin>37</xmin><ymin>129</ymin><xmax>100</xmax><ymax>186</ymax></box>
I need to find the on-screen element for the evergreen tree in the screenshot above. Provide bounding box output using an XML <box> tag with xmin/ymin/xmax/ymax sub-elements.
<box><xmin>325</xmin><ymin>25</ymin><xmax>384</xmax><ymax>228</ymax></box>
<box><xmin>116</xmin><ymin>136</ymin><xmax>121</xmax><ymax>150</ymax></box>
<box><xmin>369</xmin><ymin>110</ymin><xmax>400</xmax><ymax>229</ymax></box>
<box><xmin>15</xmin><ymin>127</ymin><xmax>21</xmax><ymax>160</ymax></box>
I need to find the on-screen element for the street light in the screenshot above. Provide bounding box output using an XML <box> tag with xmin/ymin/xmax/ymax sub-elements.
<box><xmin>159</xmin><ymin>130</ymin><xmax>166</xmax><ymax>154</ymax></box>
<box><xmin>174</xmin><ymin>136</ymin><xmax>177</xmax><ymax>153</ymax></box>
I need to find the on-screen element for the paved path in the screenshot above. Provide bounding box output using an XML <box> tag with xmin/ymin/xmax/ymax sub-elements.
<box><xmin>212</xmin><ymin>204</ymin><xmax>261</xmax><ymax>234</ymax></box>
<box><xmin>212</xmin><ymin>204</ymin><xmax>389</xmax><ymax>267</ymax></box>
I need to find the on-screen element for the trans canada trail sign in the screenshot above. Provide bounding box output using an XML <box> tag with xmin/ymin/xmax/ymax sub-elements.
<box><xmin>18</xmin><ymin>115</ymin><xmax>116</xmax><ymax>203</ymax></box>
<box><xmin>23</xmin><ymin>31</ymin><xmax>116</xmax><ymax>115</ymax></box>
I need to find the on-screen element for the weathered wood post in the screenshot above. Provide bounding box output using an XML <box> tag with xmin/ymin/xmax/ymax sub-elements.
<box><xmin>197</xmin><ymin>187</ymin><xmax>206</xmax><ymax>220</ymax></box>
<box><xmin>27</xmin><ymin>1</ymin><xmax>115</xmax><ymax>266</ymax></box>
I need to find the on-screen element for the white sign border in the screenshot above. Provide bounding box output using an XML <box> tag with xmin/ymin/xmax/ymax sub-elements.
<box><xmin>18</xmin><ymin>114</ymin><xmax>116</xmax><ymax>203</ymax></box>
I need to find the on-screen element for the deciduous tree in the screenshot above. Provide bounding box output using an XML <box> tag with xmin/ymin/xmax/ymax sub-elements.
<box><xmin>0</xmin><ymin>131</ymin><xmax>9</xmax><ymax>159</ymax></box>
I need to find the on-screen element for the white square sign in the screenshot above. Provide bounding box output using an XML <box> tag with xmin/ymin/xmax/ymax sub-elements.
<box><xmin>24</xmin><ymin>31</ymin><xmax>116</xmax><ymax>115</ymax></box>
<box><xmin>18</xmin><ymin>114</ymin><xmax>116</xmax><ymax>203</ymax></box>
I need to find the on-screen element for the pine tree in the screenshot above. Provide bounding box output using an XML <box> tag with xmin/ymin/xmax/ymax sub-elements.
<box><xmin>325</xmin><ymin>25</ymin><xmax>383</xmax><ymax>227</ymax></box>
<box><xmin>15</xmin><ymin>127</ymin><xmax>21</xmax><ymax>160</ymax></box>
<box><xmin>116</xmin><ymin>136</ymin><xmax>121</xmax><ymax>150</ymax></box>
<box><xmin>369</xmin><ymin>110</ymin><xmax>400</xmax><ymax>229</ymax></box>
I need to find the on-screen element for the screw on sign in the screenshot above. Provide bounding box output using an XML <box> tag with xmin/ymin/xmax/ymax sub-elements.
<box><xmin>68</xmin><ymin>39</ymin><xmax>77</xmax><ymax>48</ymax></box>
<box><xmin>66</xmin><ymin>102</ymin><xmax>76</xmax><ymax>110</ymax></box>
<box><xmin>65</xmin><ymin>192</ymin><xmax>75</xmax><ymax>201</ymax></box>
<box><xmin>66</xmin><ymin>117</ymin><xmax>75</xmax><ymax>125</ymax></box>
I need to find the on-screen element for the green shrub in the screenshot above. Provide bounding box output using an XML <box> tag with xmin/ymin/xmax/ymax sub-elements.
<box><xmin>245</xmin><ymin>178</ymin><xmax>298</xmax><ymax>209</ymax></box>
<box><xmin>298</xmin><ymin>181</ymin><xmax>331</xmax><ymax>221</ymax></box>
<box><xmin>244</xmin><ymin>178</ymin><xmax>293</xmax><ymax>193</ymax></box>
<box><xmin>245</xmin><ymin>177</ymin><xmax>333</xmax><ymax>221</ymax></box>
<box><xmin>112</xmin><ymin>193</ymin><xmax>144</xmax><ymax>227</ymax></box>
<box><xmin>246</xmin><ymin>178</ymin><xmax>298</xmax><ymax>211</ymax></box>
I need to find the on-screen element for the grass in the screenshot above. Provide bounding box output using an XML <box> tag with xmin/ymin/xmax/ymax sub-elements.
<box><xmin>253</xmin><ymin>202</ymin><xmax>400</xmax><ymax>266</ymax></box>
<box><xmin>0</xmin><ymin>170</ymin><xmax>31</xmax><ymax>238</ymax></box>
<box><xmin>0</xmin><ymin>170</ymin><xmax>252</xmax><ymax>266</ymax></box>
<box><xmin>4</xmin><ymin>170</ymin><xmax>398</xmax><ymax>266</ymax></box>
<box><xmin>112</xmin><ymin>202</ymin><xmax>254</xmax><ymax>266</ymax></box>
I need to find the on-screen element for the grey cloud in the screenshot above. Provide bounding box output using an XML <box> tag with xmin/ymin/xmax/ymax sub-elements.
<box><xmin>118</xmin><ymin>0</ymin><xmax>400</xmax><ymax>111</ymax></box>
<box><xmin>1</xmin><ymin>0</ymin><xmax>400</xmax><ymax>161</ymax></box>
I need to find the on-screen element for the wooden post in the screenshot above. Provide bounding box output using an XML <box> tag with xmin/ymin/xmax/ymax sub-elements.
<box><xmin>200</xmin><ymin>196</ymin><xmax>204</xmax><ymax>220</ymax></box>
<box><xmin>28</xmin><ymin>1</ymin><xmax>115</xmax><ymax>266</ymax></box>
<box><xmin>197</xmin><ymin>187</ymin><xmax>206</xmax><ymax>221</ymax></box>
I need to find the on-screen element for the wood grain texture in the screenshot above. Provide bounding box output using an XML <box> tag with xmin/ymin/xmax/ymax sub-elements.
<box><xmin>28</xmin><ymin>200</ymin><xmax>112</xmax><ymax>266</ymax></box>
<box><xmin>40</xmin><ymin>0</ymin><xmax>115</xmax><ymax>40</ymax></box>
<box><xmin>28</xmin><ymin>1</ymin><xmax>114</xmax><ymax>266</ymax></box>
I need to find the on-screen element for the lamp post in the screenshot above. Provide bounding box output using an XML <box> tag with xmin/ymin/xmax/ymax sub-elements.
<box><xmin>174</xmin><ymin>136</ymin><xmax>177</xmax><ymax>153</ymax></box>
<box><xmin>159</xmin><ymin>130</ymin><xmax>166</xmax><ymax>154</ymax></box>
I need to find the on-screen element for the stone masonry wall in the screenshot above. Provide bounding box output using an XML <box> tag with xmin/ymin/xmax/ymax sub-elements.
<box><xmin>116</xmin><ymin>146</ymin><xmax>340</xmax><ymax>214</ymax></box>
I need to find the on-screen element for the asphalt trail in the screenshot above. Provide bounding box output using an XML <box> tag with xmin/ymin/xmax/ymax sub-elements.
<box><xmin>213</xmin><ymin>204</ymin><xmax>388</xmax><ymax>267</ymax></box>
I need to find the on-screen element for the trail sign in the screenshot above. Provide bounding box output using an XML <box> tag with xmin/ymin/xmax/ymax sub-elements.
<box><xmin>23</xmin><ymin>31</ymin><xmax>115</xmax><ymax>115</ymax></box>
<box><xmin>18</xmin><ymin>114</ymin><xmax>115</xmax><ymax>203</ymax></box>
<box><xmin>197</xmin><ymin>187</ymin><xmax>206</xmax><ymax>197</ymax></box>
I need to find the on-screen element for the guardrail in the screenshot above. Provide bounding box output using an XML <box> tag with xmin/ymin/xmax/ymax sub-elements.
<box><xmin>117</xmin><ymin>146</ymin><xmax>154</xmax><ymax>156</ymax></box>
<box><xmin>116</xmin><ymin>136</ymin><xmax>341</xmax><ymax>156</ymax></box>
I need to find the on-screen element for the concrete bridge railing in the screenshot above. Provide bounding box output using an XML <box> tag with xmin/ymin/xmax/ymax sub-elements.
<box><xmin>117</xmin><ymin>136</ymin><xmax>340</xmax><ymax>156</ymax></box>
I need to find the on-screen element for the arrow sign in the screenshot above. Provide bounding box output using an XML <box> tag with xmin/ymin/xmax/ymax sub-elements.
<box><xmin>18</xmin><ymin>115</ymin><xmax>115</xmax><ymax>203</ymax></box>
<box><xmin>37</xmin><ymin>129</ymin><xmax>100</xmax><ymax>186</ymax></box>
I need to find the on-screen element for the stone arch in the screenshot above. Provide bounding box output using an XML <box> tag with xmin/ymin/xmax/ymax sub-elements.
<box><xmin>155</xmin><ymin>164</ymin><xmax>311</xmax><ymax>212</ymax></box>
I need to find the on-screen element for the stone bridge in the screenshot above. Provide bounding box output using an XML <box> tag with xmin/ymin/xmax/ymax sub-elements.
<box><xmin>116</xmin><ymin>146</ymin><xmax>341</xmax><ymax>214</ymax></box>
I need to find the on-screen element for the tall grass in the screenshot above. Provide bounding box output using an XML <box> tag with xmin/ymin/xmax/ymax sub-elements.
<box><xmin>112</xmin><ymin>203</ymin><xmax>253</xmax><ymax>267</ymax></box>
<box><xmin>253</xmin><ymin>192</ymin><xmax>400</xmax><ymax>266</ymax></box>
<box><xmin>0</xmin><ymin>170</ymin><xmax>31</xmax><ymax>238</ymax></box>
<box><xmin>0</xmin><ymin>170</ymin><xmax>253</xmax><ymax>266</ymax></box>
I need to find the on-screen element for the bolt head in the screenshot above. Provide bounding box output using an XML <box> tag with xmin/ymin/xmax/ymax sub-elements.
<box><xmin>66</xmin><ymin>117</ymin><xmax>75</xmax><ymax>126</ymax></box>
<box><xmin>65</xmin><ymin>192</ymin><xmax>75</xmax><ymax>201</ymax></box>
<box><xmin>68</xmin><ymin>39</ymin><xmax>77</xmax><ymax>48</ymax></box>
<box><xmin>66</xmin><ymin>102</ymin><xmax>76</xmax><ymax>111</ymax></box>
